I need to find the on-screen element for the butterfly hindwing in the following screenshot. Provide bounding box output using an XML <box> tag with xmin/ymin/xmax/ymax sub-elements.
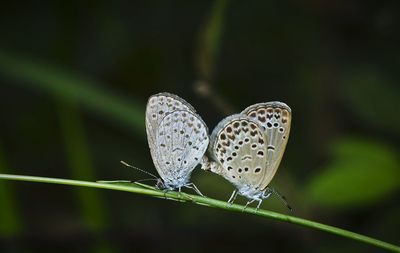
<box><xmin>146</xmin><ymin>92</ymin><xmax>196</xmax><ymax>148</ymax></box>
<box><xmin>209</xmin><ymin>114</ymin><xmax>268</xmax><ymax>191</ymax></box>
<box><xmin>155</xmin><ymin>110</ymin><xmax>209</xmax><ymax>185</ymax></box>
<box><xmin>145</xmin><ymin>92</ymin><xmax>208</xmax><ymax>188</ymax></box>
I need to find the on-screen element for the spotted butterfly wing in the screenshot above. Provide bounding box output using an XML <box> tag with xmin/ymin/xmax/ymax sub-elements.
<box><xmin>145</xmin><ymin>92</ymin><xmax>209</xmax><ymax>189</ymax></box>
<box><xmin>146</xmin><ymin>92</ymin><xmax>195</xmax><ymax>149</ymax></box>
<box><xmin>208</xmin><ymin>114</ymin><xmax>269</xmax><ymax>197</ymax></box>
<box><xmin>241</xmin><ymin>102</ymin><xmax>291</xmax><ymax>190</ymax></box>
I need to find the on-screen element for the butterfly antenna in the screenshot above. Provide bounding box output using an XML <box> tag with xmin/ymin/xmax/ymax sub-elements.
<box><xmin>271</xmin><ymin>188</ymin><xmax>293</xmax><ymax>211</ymax></box>
<box><xmin>135</xmin><ymin>178</ymin><xmax>159</xmax><ymax>183</ymax></box>
<box><xmin>120</xmin><ymin>161</ymin><xmax>159</xmax><ymax>179</ymax></box>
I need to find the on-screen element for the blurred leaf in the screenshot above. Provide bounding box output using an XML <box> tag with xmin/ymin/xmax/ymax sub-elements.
<box><xmin>340</xmin><ymin>66</ymin><xmax>400</xmax><ymax>135</ymax></box>
<box><xmin>194</xmin><ymin>0</ymin><xmax>235</xmax><ymax>115</ymax></box>
<box><xmin>0</xmin><ymin>51</ymin><xmax>144</xmax><ymax>135</ymax></box>
<box><xmin>306</xmin><ymin>137</ymin><xmax>400</xmax><ymax>209</ymax></box>
<box><xmin>0</xmin><ymin>142</ymin><xmax>22</xmax><ymax>236</ymax></box>
<box><xmin>196</xmin><ymin>0</ymin><xmax>229</xmax><ymax>80</ymax></box>
<box><xmin>58</xmin><ymin>102</ymin><xmax>108</xmax><ymax>231</ymax></box>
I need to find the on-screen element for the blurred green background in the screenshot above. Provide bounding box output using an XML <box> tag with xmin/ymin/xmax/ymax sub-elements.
<box><xmin>0</xmin><ymin>1</ymin><xmax>399</xmax><ymax>252</ymax></box>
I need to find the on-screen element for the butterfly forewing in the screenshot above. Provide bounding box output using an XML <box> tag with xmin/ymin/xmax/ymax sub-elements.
<box><xmin>146</xmin><ymin>92</ymin><xmax>195</xmax><ymax>146</ymax></box>
<box><xmin>155</xmin><ymin>110</ymin><xmax>209</xmax><ymax>184</ymax></box>
<box><xmin>242</xmin><ymin>102</ymin><xmax>291</xmax><ymax>189</ymax></box>
<box><xmin>210</xmin><ymin>114</ymin><xmax>268</xmax><ymax>190</ymax></box>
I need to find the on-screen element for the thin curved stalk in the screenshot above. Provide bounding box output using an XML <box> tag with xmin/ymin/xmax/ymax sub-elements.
<box><xmin>0</xmin><ymin>173</ymin><xmax>399</xmax><ymax>252</ymax></box>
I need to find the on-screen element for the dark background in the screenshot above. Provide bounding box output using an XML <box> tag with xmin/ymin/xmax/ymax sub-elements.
<box><xmin>0</xmin><ymin>1</ymin><xmax>399</xmax><ymax>253</ymax></box>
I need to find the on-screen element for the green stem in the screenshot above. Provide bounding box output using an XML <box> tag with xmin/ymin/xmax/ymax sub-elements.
<box><xmin>0</xmin><ymin>173</ymin><xmax>398</xmax><ymax>252</ymax></box>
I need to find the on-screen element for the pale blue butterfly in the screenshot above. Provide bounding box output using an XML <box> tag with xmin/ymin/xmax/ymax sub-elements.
<box><xmin>202</xmin><ymin>102</ymin><xmax>292</xmax><ymax>209</ymax></box>
<box><xmin>145</xmin><ymin>92</ymin><xmax>209</xmax><ymax>195</ymax></box>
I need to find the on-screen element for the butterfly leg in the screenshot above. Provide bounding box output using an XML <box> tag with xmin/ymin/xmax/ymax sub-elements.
<box><xmin>256</xmin><ymin>199</ymin><xmax>263</xmax><ymax>211</ymax></box>
<box><xmin>243</xmin><ymin>199</ymin><xmax>255</xmax><ymax>211</ymax></box>
<box><xmin>263</xmin><ymin>189</ymin><xmax>272</xmax><ymax>199</ymax></box>
<box><xmin>227</xmin><ymin>190</ymin><xmax>238</xmax><ymax>206</ymax></box>
<box><xmin>184</xmin><ymin>183</ymin><xmax>204</xmax><ymax>197</ymax></box>
<box><xmin>155</xmin><ymin>179</ymin><xmax>165</xmax><ymax>190</ymax></box>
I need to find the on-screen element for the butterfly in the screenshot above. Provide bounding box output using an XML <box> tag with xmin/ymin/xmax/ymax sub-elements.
<box><xmin>201</xmin><ymin>102</ymin><xmax>292</xmax><ymax>209</ymax></box>
<box><xmin>145</xmin><ymin>92</ymin><xmax>209</xmax><ymax>195</ymax></box>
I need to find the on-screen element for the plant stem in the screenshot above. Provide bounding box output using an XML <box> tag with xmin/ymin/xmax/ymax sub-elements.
<box><xmin>0</xmin><ymin>173</ymin><xmax>399</xmax><ymax>252</ymax></box>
